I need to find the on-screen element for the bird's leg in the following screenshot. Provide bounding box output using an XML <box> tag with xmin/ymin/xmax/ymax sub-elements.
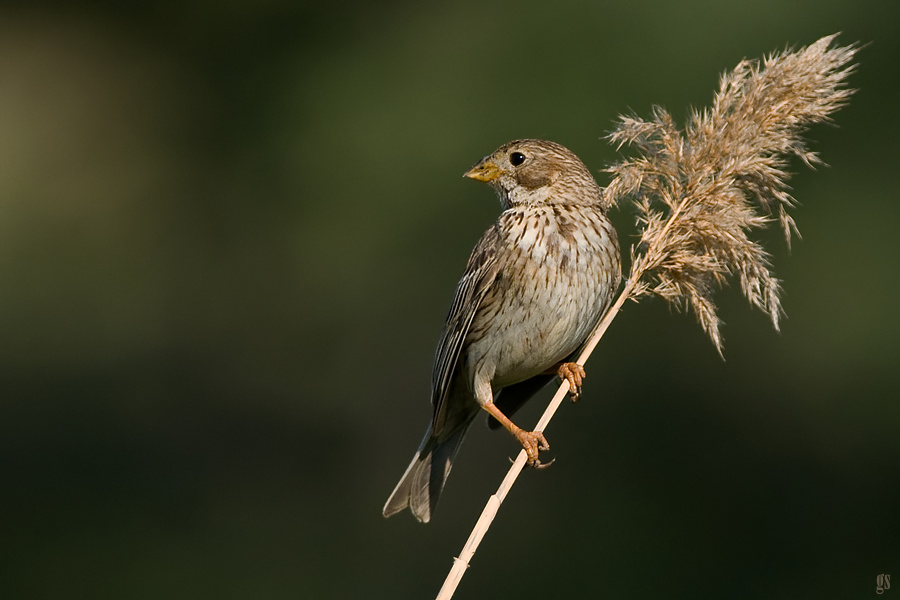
<box><xmin>545</xmin><ymin>362</ymin><xmax>586</xmax><ymax>402</ymax></box>
<box><xmin>480</xmin><ymin>401</ymin><xmax>551</xmax><ymax>468</ymax></box>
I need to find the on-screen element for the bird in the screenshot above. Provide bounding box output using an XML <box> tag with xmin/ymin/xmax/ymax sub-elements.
<box><xmin>383</xmin><ymin>139</ymin><xmax>621</xmax><ymax>523</ymax></box>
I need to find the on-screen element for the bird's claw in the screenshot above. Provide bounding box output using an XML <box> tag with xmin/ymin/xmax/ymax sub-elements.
<box><xmin>532</xmin><ymin>457</ymin><xmax>556</xmax><ymax>469</ymax></box>
<box><xmin>514</xmin><ymin>429</ymin><xmax>551</xmax><ymax>468</ymax></box>
<box><xmin>557</xmin><ymin>362</ymin><xmax>586</xmax><ymax>402</ymax></box>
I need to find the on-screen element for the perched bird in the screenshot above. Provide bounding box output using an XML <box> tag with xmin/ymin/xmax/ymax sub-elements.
<box><xmin>383</xmin><ymin>140</ymin><xmax>621</xmax><ymax>523</ymax></box>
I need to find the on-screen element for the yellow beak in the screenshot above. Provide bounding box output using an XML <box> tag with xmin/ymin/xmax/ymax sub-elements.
<box><xmin>463</xmin><ymin>159</ymin><xmax>503</xmax><ymax>182</ymax></box>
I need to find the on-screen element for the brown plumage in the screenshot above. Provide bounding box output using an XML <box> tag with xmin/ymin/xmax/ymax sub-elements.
<box><xmin>383</xmin><ymin>140</ymin><xmax>621</xmax><ymax>522</ymax></box>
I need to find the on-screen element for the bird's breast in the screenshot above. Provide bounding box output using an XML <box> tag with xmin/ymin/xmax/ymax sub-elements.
<box><xmin>465</xmin><ymin>205</ymin><xmax>621</xmax><ymax>387</ymax></box>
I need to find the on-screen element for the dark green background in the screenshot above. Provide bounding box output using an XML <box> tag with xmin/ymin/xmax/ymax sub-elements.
<box><xmin>1</xmin><ymin>1</ymin><xmax>897</xmax><ymax>598</ymax></box>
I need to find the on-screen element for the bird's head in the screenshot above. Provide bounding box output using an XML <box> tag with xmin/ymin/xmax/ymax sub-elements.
<box><xmin>464</xmin><ymin>139</ymin><xmax>602</xmax><ymax>210</ymax></box>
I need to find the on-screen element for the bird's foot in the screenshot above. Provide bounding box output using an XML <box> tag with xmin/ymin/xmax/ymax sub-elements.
<box><xmin>557</xmin><ymin>362</ymin><xmax>586</xmax><ymax>402</ymax></box>
<box><xmin>514</xmin><ymin>429</ymin><xmax>551</xmax><ymax>468</ymax></box>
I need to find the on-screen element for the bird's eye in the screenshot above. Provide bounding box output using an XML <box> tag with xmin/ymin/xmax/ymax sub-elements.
<box><xmin>509</xmin><ymin>152</ymin><xmax>526</xmax><ymax>166</ymax></box>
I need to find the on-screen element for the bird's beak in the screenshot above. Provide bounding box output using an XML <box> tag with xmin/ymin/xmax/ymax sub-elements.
<box><xmin>464</xmin><ymin>159</ymin><xmax>503</xmax><ymax>182</ymax></box>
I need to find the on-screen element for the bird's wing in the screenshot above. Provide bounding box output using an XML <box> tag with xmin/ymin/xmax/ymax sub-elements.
<box><xmin>431</xmin><ymin>223</ymin><xmax>502</xmax><ymax>433</ymax></box>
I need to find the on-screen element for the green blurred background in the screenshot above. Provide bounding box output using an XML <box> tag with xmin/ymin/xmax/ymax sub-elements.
<box><xmin>1</xmin><ymin>1</ymin><xmax>897</xmax><ymax>598</ymax></box>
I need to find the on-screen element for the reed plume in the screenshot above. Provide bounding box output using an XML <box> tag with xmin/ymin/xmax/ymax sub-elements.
<box><xmin>436</xmin><ymin>34</ymin><xmax>857</xmax><ymax>599</ymax></box>
<box><xmin>605</xmin><ymin>33</ymin><xmax>858</xmax><ymax>351</ymax></box>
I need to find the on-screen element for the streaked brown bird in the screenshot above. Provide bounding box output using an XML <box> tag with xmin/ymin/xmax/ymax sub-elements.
<box><xmin>383</xmin><ymin>139</ymin><xmax>621</xmax><ymax>523</ymax></box>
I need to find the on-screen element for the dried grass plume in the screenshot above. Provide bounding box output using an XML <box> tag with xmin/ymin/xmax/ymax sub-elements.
<box><xmin>605</xmin><ymin>33</ymin><xmax>858</xmax><ymax>352</ymax></box>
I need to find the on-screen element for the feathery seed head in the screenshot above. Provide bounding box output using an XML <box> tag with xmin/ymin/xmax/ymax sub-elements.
<box><xmin>604</xmin><ymin>34</ymin><xmax>858</xmax><ymax>353</ymax></box>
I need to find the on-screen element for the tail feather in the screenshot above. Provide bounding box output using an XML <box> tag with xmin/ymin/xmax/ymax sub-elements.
<box><xmin>382</xmin><ymin>420</ymin><xmax>473</xmax><ymax>523</ymax></box>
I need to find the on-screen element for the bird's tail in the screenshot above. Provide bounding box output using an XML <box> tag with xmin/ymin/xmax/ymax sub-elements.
<box><xmin>382</xmin><ymin>418</ymin><xmax>474</xmax><ymax>523</ymax></box>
